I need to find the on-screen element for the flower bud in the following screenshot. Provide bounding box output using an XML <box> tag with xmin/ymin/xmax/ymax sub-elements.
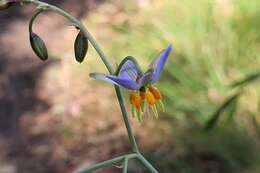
<box><xmin>30</xmin><ymin>32</ymin><xmax>48</xmax><ymax>61</ymax></box>
<box><xmin>74</xmin><ymin>31</ymin><xmax>88</xmax><ymax>63</ymax></box>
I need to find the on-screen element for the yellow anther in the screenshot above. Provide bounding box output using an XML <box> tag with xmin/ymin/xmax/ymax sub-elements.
<box><xmin>149</xmin><ymin>86</ymin><xmax>161</xmax><ymax>100</ymax></box>
<box><xmin>130</xmin><ymin>92</ymin><xmax>142</xmax><ymax>109</ymax></box>
<box><xmin>145</xmin><ymin>91</ymin><xmax>156</xmax><ymax>106</ymax></box>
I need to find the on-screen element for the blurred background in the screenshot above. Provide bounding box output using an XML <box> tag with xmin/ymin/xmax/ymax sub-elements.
<box><xmin>0</xmin><ymin>0</ymin><xmax>260</xmax><ymax>172</ymax></box>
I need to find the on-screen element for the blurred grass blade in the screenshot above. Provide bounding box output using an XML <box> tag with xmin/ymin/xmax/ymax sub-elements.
<box><xmin>223</xmin><ymin>95</ymin><xmax>238</xmax><ymax>126</ymax></box>
<box><xmin>230</xmin><ymin>71</ymin><xmax>260</xmax><ymax>88</ymax></box>
<box><xmin>203</xmin><ymin>92</ymin><xmax>241</xmax><ymax>132</ymax></box>
<box><xmin>251</xmin><ymin>116</ymin><xmax>260</xmax><ymax>139</ymax></box>
<box><xmin>74</xmin><ymin>31</ymin><xmax>88</xmax><ymax>63</ymax></box>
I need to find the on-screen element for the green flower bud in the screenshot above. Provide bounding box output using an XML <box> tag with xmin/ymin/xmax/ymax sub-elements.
<box><xmin>74</xmin><ymin>31</ymin><xmax>88</xmax><ymax>63</ymax></box>
<box><xmin>30</xmin><ymin>32</ymin><xmax>48</xmax><ymax>61</ymax></box>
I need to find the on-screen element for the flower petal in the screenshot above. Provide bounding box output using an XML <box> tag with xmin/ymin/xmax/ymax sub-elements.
<box><xmin>90</xmin><ymin>73</ymin><xmax>141</xmax><ymax>90</ymax></box>
<box><xmin>116</xmin><ymin>56</ymin><xmax>142</xmax><ymax>81</ymax></box>
<box><xmin>149</xmin><ymin>44</ymin><xmax>172</xmax><ymax>82</ymax></box>
<box><xmin>140</xmin><ymin>69</ymin><xmax>154</xmax><ymax>86</ymax></box>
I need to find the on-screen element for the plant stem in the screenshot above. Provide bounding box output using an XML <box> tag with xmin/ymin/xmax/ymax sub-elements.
<box><xmin>137</xmin><ymin>154</ymin><xmax>159</xmax><ymax>173</ymax></box>
<box><xmin>122</xmin><ymin>157</ymin><xmax>129</xmax><ymax>173</ymax></box>
<box><xmin>77</xmin><ymin>153</ymin><xmax>137</xmax><ymax>173</ymax></box>
<box><xmin>115</xmin><ymin>86</ymin><xmax>139</xmax><ymax>152</ymax></box>
<box><xmin>28</xmin><ymin>8</ymin><xmax>43</xmax><ymax>33</ymax></box>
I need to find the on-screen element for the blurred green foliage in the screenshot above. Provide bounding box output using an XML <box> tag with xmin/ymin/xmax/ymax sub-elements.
<box><xmin>102</xmin><ymin>0</ymin><xmax>260</xmax><ymax>123</ymax></box>
<box><xmin>87</xmin><ymin>0</ymin><xmax>260</xmax><ymax>172</ymax></box>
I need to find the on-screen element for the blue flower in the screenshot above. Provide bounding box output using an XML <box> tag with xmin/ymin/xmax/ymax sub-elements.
<box><xmin>90</xmin><ymin>44</ymin><xmax>172</xmax><ymax>121</ymax></box>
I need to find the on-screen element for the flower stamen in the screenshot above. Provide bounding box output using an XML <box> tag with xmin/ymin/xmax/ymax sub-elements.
<box><xmin>145</xmin><ymin>91</ymin><xmax>156</xmax><ymax>106</ymax></box>
<box><xmin>149</xmin><ymin>86</ymin><xmax>161</xmax><ymax>100</ymax></box>
<box><xmin>130</xmin><ymin>92</ymin><xmax>142</xmax><ymax>110</ymax></box>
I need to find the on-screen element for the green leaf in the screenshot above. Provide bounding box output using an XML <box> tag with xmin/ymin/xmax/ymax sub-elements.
<box><xmin>30</xmin><ymin>32</ymin><xmax>48</xmax><ymax>61</ymax></box>
<box><xmin>74</xmin><ymin>31</ymin><xmax>88</xmax><ymax>63</ymax></box>
<box><xmin>230</xmin><ymin>71</ymin><xmax>260</xmax><ymax>88</ymax></box>
<box><xmin>203</xmin><ymin>92</ymin><xmax>241</xmax><ymax>132</ymax></box>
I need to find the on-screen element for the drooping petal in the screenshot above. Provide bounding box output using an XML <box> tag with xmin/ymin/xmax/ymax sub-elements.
<box><xmin>90</xmin><ymin>73</ymin><xmax>141</xmax><ymax>90</ymax></box>
<box><xmin>148</xmin><ymin>44</ymin><xmax>172</xmax><ymax>82</ymax></box>
<box><xmin>115</xmin><ymin>56</ymin><xmax>142</xmax><ymax>81</ymax></box>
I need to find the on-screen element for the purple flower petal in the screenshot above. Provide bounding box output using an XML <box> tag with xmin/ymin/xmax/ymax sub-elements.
<box><xmin>90</xmin><ymin>73</ymin><xmax>141</xmax><ymax>90</ymax></box>
<box><xmin>116</xmin><ymin>56</ymin><xmax>142</xmax><ymax>81</ymax></box>
<box><xmin>140</xmin><ymin>70</ymin><xmax>154</xmax><ymax>86</ymax></box>
<box><xmin>149</xmin><ymin>44</ymin><xmax>172</xmax><ymax>83</ymax></box>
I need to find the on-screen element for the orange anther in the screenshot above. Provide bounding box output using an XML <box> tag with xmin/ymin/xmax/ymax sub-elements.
<box><xmin>130</xmin><ymin>92</ymin><xmax>142</xmax><ymax>109</ymax></box>
<box><xmin>145</xmin><ymin>91</ymin><xmax>156</xmax><ymax>106</ymax></box>
<box><xmin>149</xmin><ymin>86</ymin><xmax>161</xmax><ymax>100</ymax></box>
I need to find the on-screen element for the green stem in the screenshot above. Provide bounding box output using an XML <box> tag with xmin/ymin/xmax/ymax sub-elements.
<box><xmin>28</xmin><ymin>7</ymin><xmax>43</xmax><ymax>33</ymax></box>
<box><xmin>23</xmin><ymin>0</ymin><xmax>139</xmax><ymax>153</ymax></box>
<box><xmin>115</xmin><ymin>86</ymin><xmax>139</xmax><ymax>153</ymax></box>
<box><xmin>137</xmin><ymin>154</ymin><xmax>159</xmax><ymax>173</ymax></box>
<box><xmin>77</xmin><ymin>153</ymin><xmax>137</xmax><ymax>173</ymax></box>
<box><xmin>122</xmin><ymin>157</ymin><xmax>129</xmax><ymax>173</ymax></box>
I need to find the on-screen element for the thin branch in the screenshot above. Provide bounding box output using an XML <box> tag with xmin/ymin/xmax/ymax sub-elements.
<box><xmin>122</xmin><ymin>157</ymin><xmax>129</xmax><ymax>173</ymax></box>
<box><xmin>76</xmin><ymin>153</ymin><xmax>137</xmax><ymax>173</ymax></box>
<box><xmin>137</xmin><ymin>154</ymin><xmax>159</xmax><ymax>173</ymax></box>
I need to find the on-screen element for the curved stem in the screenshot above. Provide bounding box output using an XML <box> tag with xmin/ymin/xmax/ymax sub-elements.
<box><xmin>28</xmin><ymin>8</ymin><xmax>43</xmax><ymax>33</ymax></box>
<box><xmin>23</xmin><ymin>0</ymin><xmax>139</xmax><ymax>153</ymax></box>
